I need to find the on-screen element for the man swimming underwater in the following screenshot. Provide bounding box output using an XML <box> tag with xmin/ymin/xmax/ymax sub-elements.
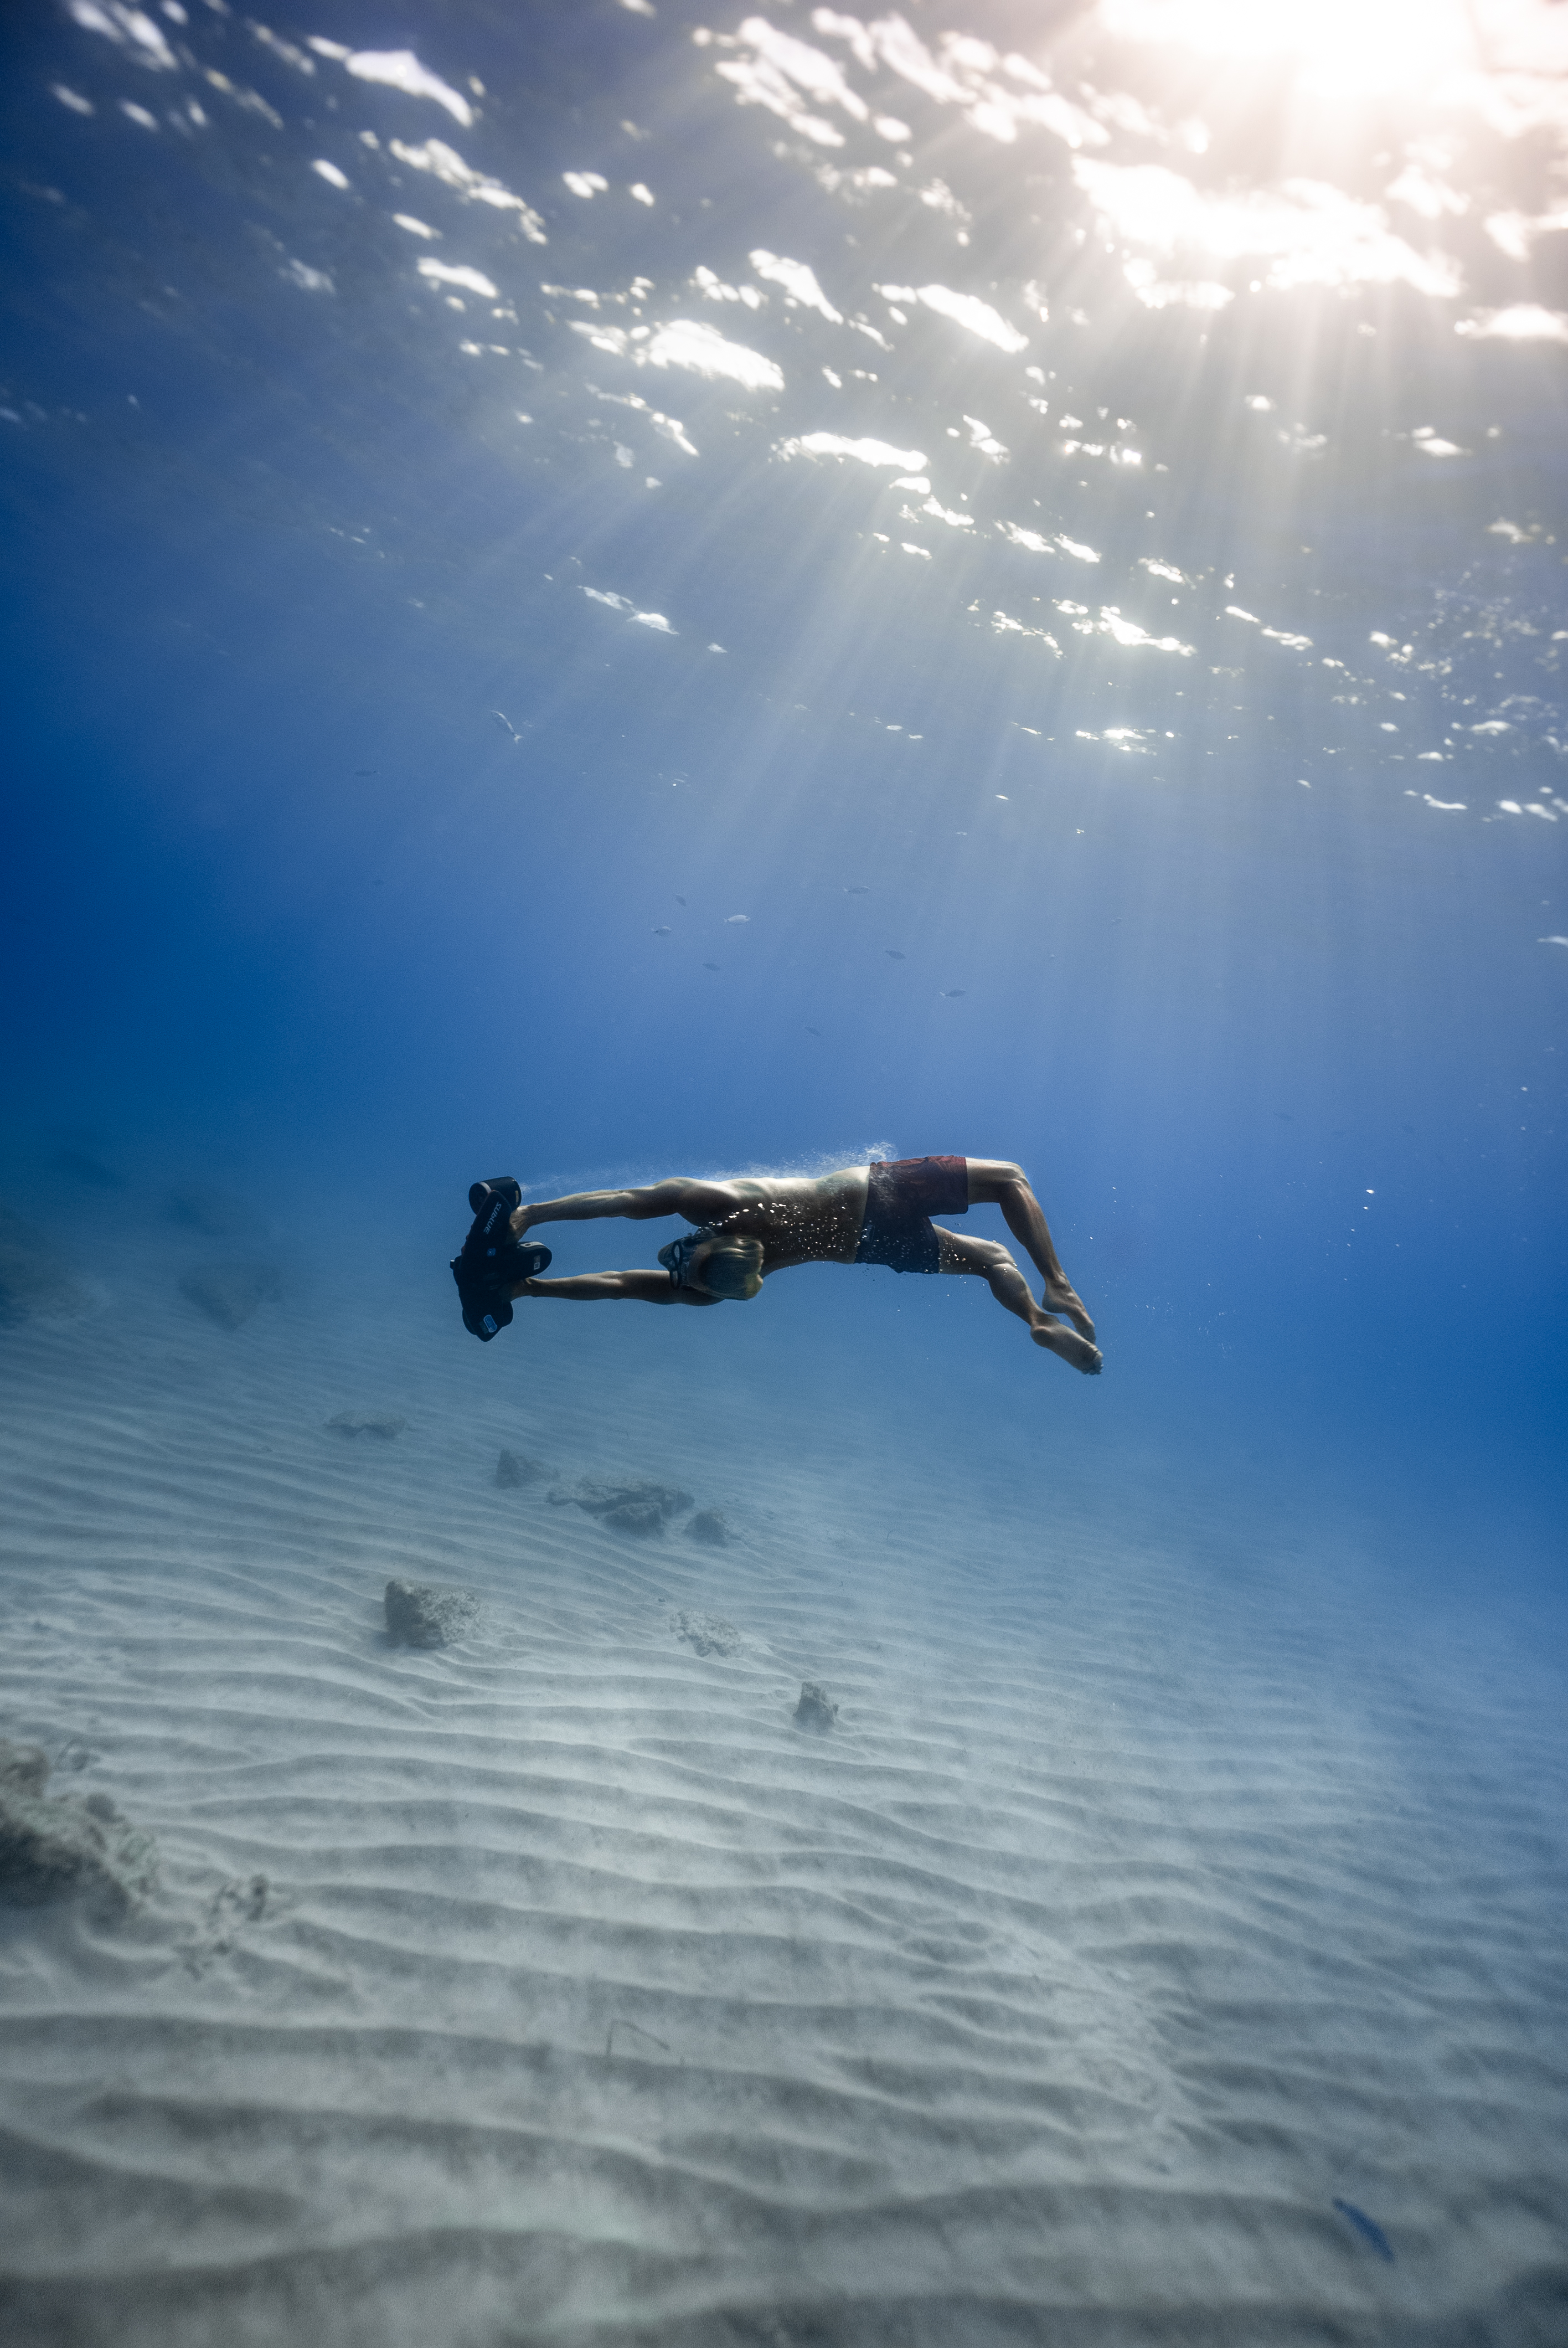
<box><xmin>456</xmin><ymin>1157</ymin><xmax>1100</xmax><ymax>1373</ymax></box>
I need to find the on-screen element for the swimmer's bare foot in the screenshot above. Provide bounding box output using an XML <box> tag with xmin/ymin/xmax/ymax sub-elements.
<box><xmin>1042</xmin><ymin>1279</ymin><xmax>1096</xmax><ymax>1344</ymax></box>
<box><xmin>1031</xmin><ymin>1314</ymin><xmax>1102</xmax><ymax>1374</ymax></box>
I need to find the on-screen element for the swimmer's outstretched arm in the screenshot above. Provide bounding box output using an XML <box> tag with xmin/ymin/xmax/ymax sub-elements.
<box><xmin>518</xmin><ymin>1269</ymin><xmax>716</xmax><ymax>1307</ymax></box>
<box><xmin>513</xmin><ymin>1177</ymin><xmax>736</xmax><ymax>1233</ymax></box>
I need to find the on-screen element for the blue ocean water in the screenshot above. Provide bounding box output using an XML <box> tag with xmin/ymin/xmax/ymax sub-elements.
<box><xmin>1</xmin><ymin>3</ymin><xmax>1565</xmax><ymax>2341</ymax></box>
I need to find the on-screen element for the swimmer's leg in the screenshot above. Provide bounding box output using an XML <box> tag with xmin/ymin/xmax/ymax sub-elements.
<box><xmin>963</xmin><ymin>1160</ymin><xmax>1096</xmax><ymax>1343</ymax></box>
<box><xmin>517</xmin><ymin>1269</ymin><xmax>718</xmax><ymax>1306</ymax></box>
<box><xmin>936</xmin><ymin>1229</ymin><xmax>1102</xmax><ymax>1374</ymax></box>
<box><xmin>510</xmin><ymin>1177</ymin><xmax>740</xmax><ymax>1239</ymax></box>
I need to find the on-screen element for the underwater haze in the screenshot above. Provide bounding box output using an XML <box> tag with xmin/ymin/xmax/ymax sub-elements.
<box><xmin>1</xmin><ymin>1</ymin><xmax>1566</xmax><ymax>2341</ymax></box>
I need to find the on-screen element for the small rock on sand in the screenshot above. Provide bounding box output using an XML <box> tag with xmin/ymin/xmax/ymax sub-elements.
<box><xmin>385</xmin><ymin>1578</ymin><xmax>479</xmax><ymax>1647</ymax></box>
<box><xmin>673</xmin><ymin>1610</ymin><xmax>740</xmax><ymax>1657</ymax></box>
<box><xmin>0</xmin><ymin>1739</ymin><xmax>158</xmax><ymax>1910</ymax></box>
<box><xmin>795</xmin><ymin>1682</ymin><xmax>838</xmax><ymax>1731</ymax></box>
<box><xmin>327</xmin><ymin>1411</ymin><xmax>408</xmax><ymax>1439</ymax></box>
<box><xmin>0</xmin><ymin>1744</ymin><xmax>47</xmax><ymax>1801</ymax></box>
<box><xmin>212</xmin><ymin>1872</ymin><xmax>270</xmax><ymax>1928</ymax></box>
<box><xmin>0</xmin><ymin>1206</ymin><xmax>89</xmax><ymax>1327</ymax></box>
<box><xmin>166</xmin><ymin>1185</ymin><xmax>265</xmax><ymax>1239</ymax></box>
<box><xmin>179</xmin><ymin>1262</ymin><xmax>283</xmax><ymax>1331</ymax></box>
<box><xmin>687</xmin><ymin>1508</ymin><xmax>731</xmax><ymax>1548</ymax></box>
<box><xmin>555</xmin><ymin>1479</ymin><xmax>692</xmax><ymax>1536</ymax></box>
<box><xmin>51</xmin><ymin>1144</ymin><xmax>125</xmax><ymax>1190</ymax></box>
<box><xmin>203</xmin><ymin>1872</ymin><xmax>271</xmax><ymax>1954</ymax></box>
<box><xmin>496</xmin><ymin>1447</ymin><xmax>545</xmax><ymax>1489</ymax></box>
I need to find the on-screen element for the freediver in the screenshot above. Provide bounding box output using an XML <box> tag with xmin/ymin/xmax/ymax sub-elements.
<box><xmin>452</xmin><ymin>1158</ymin><xmax>1101</xmax><ymax>1373</ymax></box>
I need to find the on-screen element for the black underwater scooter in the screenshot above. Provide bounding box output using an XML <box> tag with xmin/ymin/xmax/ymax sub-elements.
<box><xmin>450</xmin><ymin>1177</ymin><xmax>552</xmax><ymax>1341</ymax></box>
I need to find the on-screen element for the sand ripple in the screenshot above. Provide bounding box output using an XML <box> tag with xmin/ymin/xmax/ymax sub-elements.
<box><xmin>1</xmin><ymin>1268</ymin><xmax>1564</xmax><ymax>2344</ymax></box>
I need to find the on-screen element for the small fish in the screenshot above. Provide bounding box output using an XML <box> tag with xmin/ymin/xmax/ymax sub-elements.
<box><xmin>845</xmin><ymin>885</ymin><xmax>869</xmax><ymax>895</ymax></box>
<box><xmin>491</xmin><ymin>709</ymin><xmax>523</xmax><ymax>743</ymax></box>
<box><xmin>1333</xmin><ymin>2201</ymin><xmax>1394</xmax><ymax>2262</ymax></box>
<box><xmin>725</xmin><ymin>914</ymin><xmax>749</xmax><ymax>924</ymax></box>
<box><xmin>941</xmin><ymin>989</ymin><xmax>966</xmax><ymax>998</ymax></box>
<box><xmin>805</xmin><ymin>1024</ymin><xmax>822</xmax><ymax>1036</ymax></box>
<box><xmin>354</xmin><ymin>768</ymin><xmax>378</xmax><ymax>776</ymax></box>
<box><xmin>885</xmin><ymin>950</ymin><xmax>906</xmax><ymax>960</ymax></box>
<box><xmin>703</xmin><ymin>961</ymin><xmax>719</xmax><ymax>971</ymax></box>
<box><xmin>675</xmin><ymin>895</ymin><xmax>687</xmax><ymax>906</ymax></box>
<box><xmin>652</xmin><ymin>925</ymin><xmax>671</xmax><ymax>935</ymax></box>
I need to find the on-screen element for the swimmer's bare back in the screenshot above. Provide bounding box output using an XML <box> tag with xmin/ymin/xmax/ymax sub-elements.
<box><xmin>509</xmin><ymin>1158</ymin><xmax>1101</xmax><ymax>1373</ymax></box>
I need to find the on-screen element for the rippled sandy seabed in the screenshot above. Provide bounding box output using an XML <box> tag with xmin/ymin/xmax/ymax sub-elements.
<box><xmin>0</xmin><ymin>1219</ymin><xmax>1562</xmax><ymax>2348</ymax></box>
<box><xmin>4</xmin><ymin>0</ymin><xmax>1568</xmax><ymax>2339</ymax></box>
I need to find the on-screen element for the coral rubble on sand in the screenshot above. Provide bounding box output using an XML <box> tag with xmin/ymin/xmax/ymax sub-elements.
<box><xmin>0</xmin><ymin>1206</ymin><xmax>88</xmax><ymax>1326</ymax></box>
<box><xmin>178</xmin><ymin>1262</ymin><xmax>282</xmax><ymax>1330</ymax></box>
<box><xmin>496</xmin><ymin>1446</ymin><xmax>545</xmax><ymax>1487</ymax></box>
<box><xmin>553</xmin><ymin>1477</ymin><xmax>692</xmax><ymax>1535</ymax></box>
<box><xmin>384</xmin><ymin>1578</ymin><xmax>480</xmax><ymax>1647</ymax></box>
<box><xmin>687</xmin><ymin>1508</ymin><xmax>731</xmax><ymax>1547</ymax></box>
<box><xmin>794</xmin><ymin>1682</ymin><xmax>838</xmax><ymax>1730</ymax></box>
<box><xmin>165</xmin><ymin>1185</ymin><xmax>265</xmax><ymax>1239</ymax></box>
<box><xmin>50</xmin><ymin>1145</ymin><xmax>125</xmax><ymax>1190</ymax></box>
<box><xmin>0</xmin><ymin>1739</ymin><xmax>157</xmax><ymax>1909</ymax></box>
<box><xmin>672</xmin><ymin>1610</ymin><xmax>741</xmax><ymax>1657</ymax></box>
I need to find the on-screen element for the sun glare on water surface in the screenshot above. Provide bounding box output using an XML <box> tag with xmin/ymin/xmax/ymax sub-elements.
<box><xmin>1102</xmin><ymin>0</ymin><xmax>1551</xmax><ymax>93</ymax></box>
<box><xmin>1082</xmin><ymin>0</ymin><xmax>1568</xmax><ymax>302</ymax></box>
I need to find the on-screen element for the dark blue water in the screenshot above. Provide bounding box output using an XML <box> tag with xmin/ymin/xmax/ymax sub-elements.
<box><xmin>2</xmin><ymin>4</ymin><xmax>1565</xmax><ymax>2341</ymax></box>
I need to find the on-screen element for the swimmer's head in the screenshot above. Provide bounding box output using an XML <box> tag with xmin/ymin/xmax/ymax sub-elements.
<box><xmin>690</xmin><ymin>1234</ymin><xmax>765</xmax><ymax>1300</ymax></box>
